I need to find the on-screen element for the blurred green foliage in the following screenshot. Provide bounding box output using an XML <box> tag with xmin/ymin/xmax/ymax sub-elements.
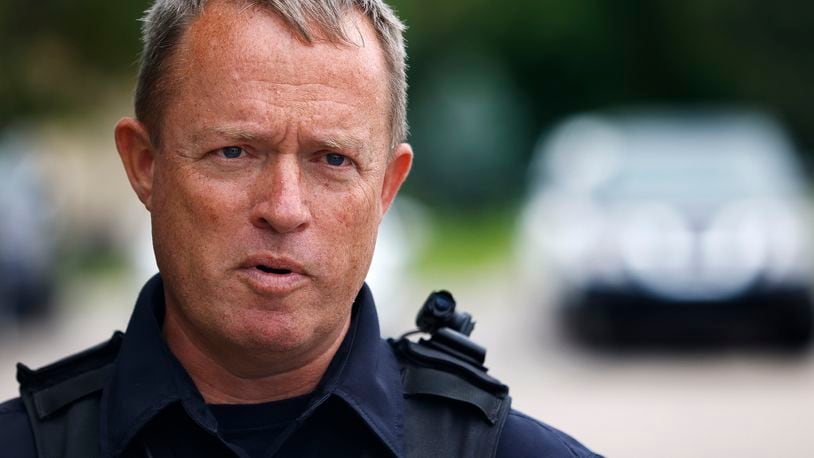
<box><xmin>2</xmin><ymin>0</ymin><xmax>813</xmax><ymax>209</ymax></box>
<box><xmin>391</xmin><ymin>0</ymin><xmax>814</xmax><ymax>208</ymax></box>
<box><xmin>0</xmin><ymin>0</ymin><xmax>149</xmax><ymax>128</ymax></box>
<box><xmin>413</xmin><ymin>208</ymin><xmax>516</xmax><ymax>276</ymax></box>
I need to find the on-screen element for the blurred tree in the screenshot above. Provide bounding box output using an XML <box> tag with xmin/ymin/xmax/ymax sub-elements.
<box><xmin>0</xmin><ymin>0</ymin><xmax>149</xmax><ymax>130</ymax></box>
<box><xmin>1</xmin><ymin>0</ymin><xmax>812</xmax><ymax>208</ymax></box>
<box><xmin>391</xmin><ymin>0</ymin><xmax>814</xmax><ymax>209</ymax></box>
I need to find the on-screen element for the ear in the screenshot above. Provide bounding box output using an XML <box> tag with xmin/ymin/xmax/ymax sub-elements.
<box><xmin>115</xmin><ymin>117</ymin><xmax>157</xmax><ymax>211</ymax></box>
<box><xmin>380</xmin><ymin>142</ymin><xmax>413</xmax><ymax>216</ymax></box>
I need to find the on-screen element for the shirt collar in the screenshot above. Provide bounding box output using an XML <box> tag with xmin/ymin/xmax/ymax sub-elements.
<box><xmin>310</xmin><ymin>282</ymin><xmax>405</xmax><ymax>457</ymax></box>
<box><xmin>100</xmin><ymin>274</ymin><xmax>210</xmax><ymax>457</ymax></box>
<box><xmin>100</xmin><ymin>274</ymin><xmax>405</xmax><ymax>457</ymax></box>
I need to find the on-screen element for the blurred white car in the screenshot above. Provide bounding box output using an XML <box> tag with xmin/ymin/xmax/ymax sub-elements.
<box><xmin>518</xmin><ymin>109</ymin><xmax>814</xmax><ymax>346</ymax></box>
<box><xmin>0</xmin><ymin>132</ymin><xmax>56</xmax><ymax>323</ymax></box>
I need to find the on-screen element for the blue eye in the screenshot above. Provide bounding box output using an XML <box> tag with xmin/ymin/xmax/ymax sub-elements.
<box><xmin>325</xmin><ymin>153</ymin><xmax>347</xmax><ymax>166</ymax></box>
<box><xmin>221</xmin><ymin>146</ymin><xmax>244</xmax><ymax>159</ymax></box>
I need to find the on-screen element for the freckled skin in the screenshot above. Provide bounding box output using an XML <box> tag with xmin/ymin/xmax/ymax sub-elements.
<box><xmin>116</xmin><ymin>0</ymin><xmax>412</xmax><ymax>397</ymax></box>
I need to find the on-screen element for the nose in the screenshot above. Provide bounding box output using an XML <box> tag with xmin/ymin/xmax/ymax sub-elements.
<box><xmin>250</xmin><ymin>156</ymin><xmax>310</xmax><ymax>234</ymax></box>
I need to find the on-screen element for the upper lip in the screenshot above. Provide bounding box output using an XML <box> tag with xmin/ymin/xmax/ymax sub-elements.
<box><xmin>240</xmin><ymin>253</ymin><xmax>308</xmax><ymax>275</ymax></box>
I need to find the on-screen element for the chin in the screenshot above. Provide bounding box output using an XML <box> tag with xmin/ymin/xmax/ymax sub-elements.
<box><xmin>224</xmin><ymin>306</ymin><xmax>327</xmax><ymax>353</ymax></box>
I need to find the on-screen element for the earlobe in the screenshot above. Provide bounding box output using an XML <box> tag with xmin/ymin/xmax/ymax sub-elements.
<box><xmin>380</xmin><ymin>143</ymin><xmax>413</xmax><ymax>216</ymax></box>
<box><xmin>115</xmin><ymin>118</ymin><xmax>157</xmax><ymax>211</ymax></box>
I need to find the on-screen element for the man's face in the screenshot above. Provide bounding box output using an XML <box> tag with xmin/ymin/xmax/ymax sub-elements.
<box><xmin>120</xmin><ymin>2</ymin><xmax>411</xmax><ymax>368</ymax></box>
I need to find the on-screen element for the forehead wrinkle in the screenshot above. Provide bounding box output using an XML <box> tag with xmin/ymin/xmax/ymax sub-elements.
<box><xmin>170</xmin><ymin>3</ymin><xmax>391</xmax><ymax>156</ymax></box>
<box><xmin>185</xmin><ymin>7</ymin><xmax>387</xmax><ymax>102</ymax></box>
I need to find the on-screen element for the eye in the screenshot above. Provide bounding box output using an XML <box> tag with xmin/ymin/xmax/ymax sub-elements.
<box><xmin>220</xmin><ymin>146</ymin><xmax>245</xmax><ymax>159</ymax></box>
<box><xmin>325</xmin><ymin>153</ymin><xmax>349</xmax><ymax>167</ymax></box>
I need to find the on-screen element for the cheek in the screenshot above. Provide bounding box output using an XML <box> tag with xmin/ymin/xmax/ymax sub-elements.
<box><xmin>320</xmin><ymin>180</ymin><xmax>380</xmax><ymax>233</ymax></box>
<box><xmin>183</xmin><ymin>166</ymin><xmax>236</xmax><ymax>214</ymax></box>
<box><xmin>309</xmin><ymin>181</ymin><xmax>380</xmax><ymax>265</ymax></box>
<box><xmin>192</xmin><ymin>184</ymin><xmax>228</xmax><ymax>227</ymax></box>
<box><xmin>152</xmin><ymin>164</ymin><xmax>248</xmax><ymax>251</ymax></box>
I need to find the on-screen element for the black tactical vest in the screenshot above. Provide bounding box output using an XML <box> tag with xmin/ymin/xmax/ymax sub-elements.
<box><xmin>17</xmin><ymin>331</ymin><xmax>511</xmax><ymax>458</ymax></box>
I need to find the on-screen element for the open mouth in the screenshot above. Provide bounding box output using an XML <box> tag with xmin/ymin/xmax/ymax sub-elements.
<box><xmin>256</xmin><ymin>265</ymin><xmax>293</xmax><ymax>275</ymax></box>
<box><xmin>240</xmin><ymin>257</ymin><xmax>306</xmax><ymax>292</ymax></box>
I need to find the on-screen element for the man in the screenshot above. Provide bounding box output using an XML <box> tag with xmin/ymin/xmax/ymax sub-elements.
<box><xmin>0</xmin><ymin>0</ymin><xmax>600</xmax><ymax>456</ymax></box>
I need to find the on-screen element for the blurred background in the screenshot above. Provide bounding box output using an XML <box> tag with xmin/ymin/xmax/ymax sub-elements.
<box><xmin>2</xmin><ymin>0</ymin><xmax>814</xmax><ymax>456</ymax></box>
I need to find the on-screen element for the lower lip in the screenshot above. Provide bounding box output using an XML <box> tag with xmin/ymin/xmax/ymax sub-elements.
<box><xmin>236</xmin><ymin>267</ymin><xmax>309</xmax><ymax>295</ymax></box>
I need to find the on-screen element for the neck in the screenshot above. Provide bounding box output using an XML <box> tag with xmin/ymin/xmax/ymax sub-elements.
<box><xmin>162</xmin><ymin>305</ymin><xmax>350</xmax><ymax>405</ymax></box>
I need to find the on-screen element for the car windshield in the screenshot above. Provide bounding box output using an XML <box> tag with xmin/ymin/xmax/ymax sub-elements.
<box><xmin>594</xmin><ymin>129</ymin><xmax>804</xmax><ymax>204</ymax></box>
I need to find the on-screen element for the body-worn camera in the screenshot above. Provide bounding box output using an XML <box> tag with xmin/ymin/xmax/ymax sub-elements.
<box><xmin>415</xmin><ymin>291</ymin><xmax>486</xmax><ymax>366</ymax></box>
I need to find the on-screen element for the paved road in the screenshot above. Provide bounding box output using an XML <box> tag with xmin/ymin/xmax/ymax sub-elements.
<box><xmin>433</xmin><ymin>267</ymin><xmax>814</xmax><ymax>458</ymax></box>
<box><xmin>2</xmin><ymin>270</ymin><xmax>813</xmax><ymax>457</ymax></box>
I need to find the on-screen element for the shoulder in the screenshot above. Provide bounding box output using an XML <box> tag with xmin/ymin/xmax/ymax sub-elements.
<box><xmin>17</xmin><ymin>331</ymin><xmax>123</xmax><ymax>394</ymax></box>
<box><xmin>0</xmin><ymin>397</ymin><xmax>37</xmax><ymax>458</ymax></box>
<box><xmin>3</xmin><ymin>332</ymin><xmax>123</xmax><ymax>458</ymax></box>
<box><xmin>497</xmin><ymin>409</ymin><xmax>603</xmax><ymax>458</ymax></box>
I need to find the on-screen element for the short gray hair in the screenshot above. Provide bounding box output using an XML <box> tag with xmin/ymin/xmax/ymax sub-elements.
<box><xmin>135</xmin><ymin>0</ymin><xmax>408</xmax><ymax>150</ymax></box>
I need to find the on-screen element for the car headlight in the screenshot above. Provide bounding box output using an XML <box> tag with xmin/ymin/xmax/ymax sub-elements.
<box><xmin>707</xmin><ymin>199</ymin><xmax>812</xmax><ymax>284</ymax></box>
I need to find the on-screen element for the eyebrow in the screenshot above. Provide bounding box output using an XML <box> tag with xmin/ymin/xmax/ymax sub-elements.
<box><xmin>315</xmin><ymin>135</ymin><xmax>367</xmax><ymax>155</ymax></box>
<box><xmin>209</xmin><ymin>126</ymin><xmax>261</xmax><ymax>142</ymax></box>
<box><xmin>189</xmin><ymin>126</ymin><xmax>370</xmax><ymax>156</ymax></box>
<box><xmin>185</xmin><ymin>126</ymin><xmax>261</xmax><ymax>147</ymax></box>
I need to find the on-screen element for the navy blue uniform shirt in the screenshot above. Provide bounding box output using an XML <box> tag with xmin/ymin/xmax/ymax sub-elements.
<box><xmin>0</xmin><ymin>275</ymin><xmax>601</xmax><ymax>457</ymax></box>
